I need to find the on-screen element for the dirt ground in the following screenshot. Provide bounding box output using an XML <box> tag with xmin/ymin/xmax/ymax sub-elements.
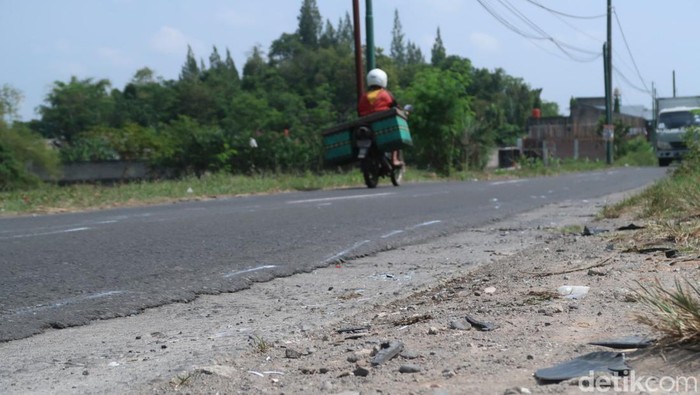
<box><xmin>2</xmin><ymin>189</ymin><xmax>699</xmax><ymax>395</ymax></box>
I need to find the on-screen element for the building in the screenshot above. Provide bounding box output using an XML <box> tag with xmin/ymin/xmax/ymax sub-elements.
<box><xmin>523</xmin><ymin>97</ymin><xmax>650</xmax><ymax>161</ymax></box>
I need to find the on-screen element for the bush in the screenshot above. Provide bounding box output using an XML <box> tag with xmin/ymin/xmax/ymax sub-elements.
<box><xmin>614</xmin><ymin>136</ymin><xmax>656</xmax><ymax>166</ymax></box>
<box><xmin>0</xmin><ymin>123</ymin><xmax>61</xmax><ymax>190</ymax></box>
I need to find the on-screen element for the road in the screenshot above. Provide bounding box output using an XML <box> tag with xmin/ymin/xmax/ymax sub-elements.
<box><xmin>0</xmin><ymin>167</ymin><xmax>667</xmax><ymax>342</ymax></box>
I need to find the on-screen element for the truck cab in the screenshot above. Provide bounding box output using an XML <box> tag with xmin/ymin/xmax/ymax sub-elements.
<box><xmin>656</xmin><ymin>106</ymin><xmax>700</xmax><ymax>166</ymax></box>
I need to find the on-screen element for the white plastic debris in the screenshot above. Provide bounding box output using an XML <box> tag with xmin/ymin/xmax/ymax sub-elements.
<box><xmin>557</xmin><ymin>285</ymin><xmax>590</xmax><ymax>299</ymax></box>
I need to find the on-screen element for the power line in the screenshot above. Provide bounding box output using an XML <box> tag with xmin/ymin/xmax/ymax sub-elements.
<box><xmin>476</xmin><ymin>0</ymin><xmax>602</xmax><ymax>63</ymax></box>
<box><xmin>523</xmin><ymin>0</ymin><xmax>606</xmax><ymax>20</ymax></box>
<box><xmin>613</xmin><ymin>66</ymin><xmax>650</xmax><ymax>95</ymax></box>
<box><xmin>612</xmin><ymin>7</ymin><xmax>651</xmax><ymax>94</ymax></box>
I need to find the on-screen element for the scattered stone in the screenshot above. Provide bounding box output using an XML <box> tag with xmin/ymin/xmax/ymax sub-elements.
<box><xmin>82</xmin><ymin>370</ymin><xmax>89</xmax><ymax>376</ymax></box>
<box><xmin>399</xmin><ymin>364</ymin><xmax>421</xmax><ymax>374</ymax></box>
<box><xmin>428</xmin><ymin>327</ymin><xmax>439</xmax><ymax>335</ymax></box>
<box><xmin>442</xmin><ymin>368</ymin><xmax>456</xmax><ymax>378</ymax></box>
<box><xmin>526</xmin><ymin>355</ymin><xmax>534</xmax><ymax>360</ymax></box>
<box><xmin>346</xmin><ymin>354</ymin><xmax>360</xmax><ymax>363</ymax></box>
<box><xmin>285</xmin><ymin>348</ymin><xmax>302</xmax><ymax>359</ymax></box>
<box><xmin>353</xmin><ymin>366</ymin><xmax>370</xmax><ymax>377</ymax></box>
<box><xmin>484</xmin><ymin>286</ymin><xmax>496</xmax><ymax>294</ymax></box>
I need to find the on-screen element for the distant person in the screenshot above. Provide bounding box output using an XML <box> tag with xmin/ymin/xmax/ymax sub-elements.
<box><xmin>357</xmin><ymin>68</ymin><xmax>403</xmax><ymax>166</ymax></box>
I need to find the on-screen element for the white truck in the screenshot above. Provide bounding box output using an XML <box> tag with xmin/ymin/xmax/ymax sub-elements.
<box><xmin>655</xmin><ymin>96</ymin><xmax>700</xmax><ymax>166</ymax></box>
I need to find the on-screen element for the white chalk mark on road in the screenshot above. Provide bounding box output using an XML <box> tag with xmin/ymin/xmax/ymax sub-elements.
<box><xmin>224</xmin><ymin>265</ymin><xmax>277</xmax><ymax>279</ymax></box>
<box><xmin>324</xmin><ymin>240</ymin><xmax>370</xmax><ymax>263</ymax></box>
<box><xmin>7</xmin><ymin>290</ymin><xmax>127</xmax><ymax>316</ymax></box>
<box><xmin>407</xmin><ymin>220</ymin><xmax>442</xmax><ymax>230</ymax></box>
<box><xmin>381</xmin><ymin>230</ymin><xmax>404</xmax><ymax>239</ymax></box>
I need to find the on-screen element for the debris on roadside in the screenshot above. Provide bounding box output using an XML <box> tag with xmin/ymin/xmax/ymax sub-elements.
<box><xmin>534</xmin><ymin>351</ymin><xmax>631</xmax><ymax>383</ymax></box>
<box><xmin>464</xmin><ymin>314</ymin><xmax>499</xmax><ymax>331</ymax></box>
<box><xmin>370</xmin><ymin>340</ymin><xmax>404</xmax><ymax>366</ymax></box>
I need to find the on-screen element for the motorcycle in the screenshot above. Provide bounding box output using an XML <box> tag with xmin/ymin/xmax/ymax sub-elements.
<box><xmin>354</xmin><ymin>105</ymin><xmax>413</xmax><ymax>189</ymax></box>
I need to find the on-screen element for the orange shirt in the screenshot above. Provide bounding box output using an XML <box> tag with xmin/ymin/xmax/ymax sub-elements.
<box><xmin>358</xmin><ymin>88</ymin><xmax>396</xmax><ymax>116</ymax></box>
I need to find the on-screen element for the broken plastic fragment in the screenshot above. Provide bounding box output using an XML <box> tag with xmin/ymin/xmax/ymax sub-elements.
<box><xmin>371</xmin><ymin>340</ymin><xmax>404</xmax><ymax>366</ymax></box>
<box><xmin>464</xmin><ymin>314</ymin><xmax>499</xmax><ymax>331</ymax></box>
<box><xmin>534</xmin><ymin>351</ymin><xmax>631</xmax><ymax>383</ymax></box>
<box><xmin>588</xmin><ymin>335</ymin><xmax>655</xmax><ymax>349</ymax></box>
<box><xmin>582</xmin><ymin>226</ymin><xmax>608</xmax><ymax>236</ymax></box>
<box><xmin>557</xmin><ymin>285</ymin><xmax>590</xmax><ymax>299</ymax></box>
<box><xmin>617</xmin><ymin>224</ymin><xmax>645</xmax><ymax>231</ymax></box>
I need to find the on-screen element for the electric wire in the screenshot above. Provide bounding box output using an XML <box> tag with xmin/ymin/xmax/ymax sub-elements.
<box><xmin>523</xmin><ymin>0</ymin><xmax>606</xmax><ymax>20</ymax></box>
<box><xmin>613</xmin><ymin>66</ymin><xmax>651</xmax><ymax>95</ymax></box>
<box><xmin>476</xmin><ymin>0</ymin><xmax>601</xmax><ymax>62</ymax></box>
<box><xmin>612</xmin><ymin>8</ymin><xmax>651</xmax><ymax>94</ymax></box>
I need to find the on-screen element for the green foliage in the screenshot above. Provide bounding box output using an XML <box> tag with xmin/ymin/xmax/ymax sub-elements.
<box><xmin>38</xmin><ymin>77</ymin><xmax>114</xmax><ymax>143</ymax></box>
<box><xmin>614</xmin><ymin>136</ymin><xmax>656</xmax><ymax>166</ymax></box>
<box><xmin>11</xmin><ymin>0</ymin><xmax>551</xmax><ymax>187</ymax></box>
<box><xmin>430</xmin><ymin>28</ymin><xmax>447</xmax><ymax>67</ymax></box>
<box><xmin>155</xmin><ymin>116</ymin><xmax>237</xmax><ymax>177</ymax></box>
<box><xmin>675</xmin><ymin>126</ymin><xmax>700</xmax><ymax>177</ymax></box>
<box><xmin>1</xmin><ymin>84</ymin><xmax>24</xmax><ymax>123</ymax></box>
<box><xmin>297</xmin><ymin>0</ymin><xmax>322</xmax><ymax>48</ymax></box>
<box><xmin>0</xmin><ymin>121</ymin><xmax>61</xmax><ymax>190</ymax></box>
<box><xmin>404</xmin><ymin>64</ymin><xmax>471</xmax><ymax>175</ymax></box>
<box><xmin>60</xmin><ymin>135</ymin><xmax>120</xmax><ymax>162</ymax></box>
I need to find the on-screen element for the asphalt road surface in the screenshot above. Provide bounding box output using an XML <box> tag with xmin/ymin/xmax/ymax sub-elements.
<box><xmin>0</xmin><ymin>167</ymin><xmax>668</xmax><ymax>342</ymax></box>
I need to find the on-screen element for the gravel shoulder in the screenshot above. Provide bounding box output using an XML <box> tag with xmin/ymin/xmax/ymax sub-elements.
<box><xmin>2</xmin><ymin>189</ymin><xmax>699</xmax><ymax>395</ymax></box>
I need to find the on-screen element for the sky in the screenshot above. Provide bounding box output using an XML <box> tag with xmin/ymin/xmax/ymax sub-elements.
<box><xmin>1</xmin><ymin>0</ymin><xmax>698</xmax><ymax>122</ymax></box>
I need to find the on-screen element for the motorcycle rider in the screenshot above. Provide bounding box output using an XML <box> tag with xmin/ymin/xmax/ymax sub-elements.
<box><xmin>357</xmin><ymin>68</ymin><xmax>403</xmax><ymax>167</ymax></box>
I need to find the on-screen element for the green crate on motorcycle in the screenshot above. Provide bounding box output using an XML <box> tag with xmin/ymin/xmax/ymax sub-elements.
<box><xmin>367</xmin><ymin>108</ymin><xmax>413</xmax><ymax>152</ymax></box>
<box><xmin>321</xmin><ymin>108</ymin><xmax>412</xmax><ymax>166</ymax></box>
<box><xmin>321</xmin><ymin>122</ymin><xmax>356</xmax><ymax>165</ymax></box>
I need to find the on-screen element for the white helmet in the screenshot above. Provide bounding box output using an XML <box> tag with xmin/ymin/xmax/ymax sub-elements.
<box><xmin>366</xmin><ymin>68</ymin><xmax>388</xmax><ymax>88</ymax></box>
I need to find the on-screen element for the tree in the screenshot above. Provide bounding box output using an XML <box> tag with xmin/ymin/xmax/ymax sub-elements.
<box><xmin>406</xmin><ymin>41</ymin><xmax>425</xmax><ymax>65</ymax></box>
<box><xmin>404</xmin><ymin>64</ymin><xmax>472</xmax><ymax>174</ymax></box>
<box><xmin>37</xmin><ymin>77</ymin><xmax>114</xmax><ymax>142</ymax></box>
<box><xmin>431</xmin><ymin>28</ymin><xmax>447</xmax><ymax>67</ymax></box>
<box><xmin>0</xmin><ymin>120</ymin><xmax>61</xmax><ymax>189</ymax></box>
<box><xmin>180</xmin><ymin>45</ymin><xmax>200</xmax><ymax>81</ymax></box>
<box><xmin>1</xmin><ymin>84</ymin><xmax>24</xmax><ymax>123</ymax></box>
<box><xmin>390</xmin><ymin>9</ymin><xmax>406</xmax><ymax>66</ymax></box>
<box><xmin>297</xmin><ymin>0</ymin><xmax>322</xmax><ymax>48</ymax></box>
<box><xmin>336</xmin><ymin>13</ymin><xmax>354</xmax><ymax>51</ymax></box>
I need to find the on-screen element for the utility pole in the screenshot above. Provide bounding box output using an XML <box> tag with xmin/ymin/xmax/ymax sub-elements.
<box><xmin>352</xmin><ymin>0</ymin><xmax>364</xmax><ymax>101</ymax></box>
<box><xmin>365</xmin><ymin>0</ymin><xmax>376</xmax><ymax>72</ymax></box>
<box><xmin>673</xmin><ymin>70</ymin><xmax>677</xmax><ymax>97</ymax></box>
<box><xmin>604</xmin><ymin>0</ymin><xmax>613</xmax><ymax>165</ymax></box>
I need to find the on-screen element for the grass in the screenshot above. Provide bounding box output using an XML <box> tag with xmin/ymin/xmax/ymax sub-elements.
<box><xmin>250</xmin><ymin>335</ymin><xmax>271</xmax><ymax>353</ymax></box>
<box><xmin>600</xmin><ymin>156</ymin><xmax>700</xmax><ymax>346</ymax></box>
<box><xmin>634</xmin><ymin>278</ymin><xmax>700</xmax><ymax>347</ymax></box>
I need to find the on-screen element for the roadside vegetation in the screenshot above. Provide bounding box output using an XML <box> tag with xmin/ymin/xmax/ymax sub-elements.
<box><xmin>603</xmin><ymin>127</ymin><xmax>700</xmax><ymax>347</ymax></box>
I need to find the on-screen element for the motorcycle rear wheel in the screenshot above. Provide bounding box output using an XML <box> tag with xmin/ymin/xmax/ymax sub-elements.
<box><xmin>390</xmin><ymin>151</ymin><xmax>404</xmax><ymax>186</ymax></box>
<box><xmin>390</xmin><ymin>165</ymin><xmax>404</xmax><ymax>186</ymax></box>
<box><xmin>361</xmin><ymin>158</ymin><xmax>379</xmax><ymax>188</ymax></box>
